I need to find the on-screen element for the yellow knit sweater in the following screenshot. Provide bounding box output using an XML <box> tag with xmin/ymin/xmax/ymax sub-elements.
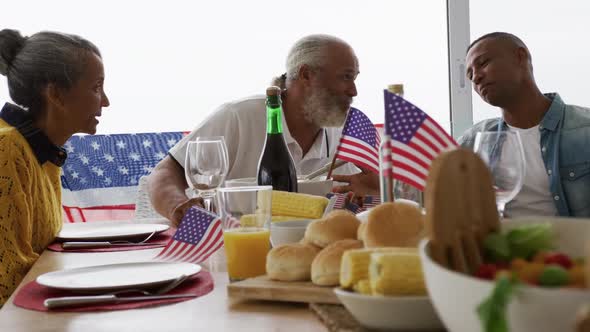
<box><xmin>0</xmin><ymin>119</ymin><xmax>62</xmax><ymax>306</ymax></box>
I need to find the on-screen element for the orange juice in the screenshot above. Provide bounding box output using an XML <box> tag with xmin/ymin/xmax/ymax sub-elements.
<box><xmin>223</xmin><ymin>227</ymin><xmax>270</xmax><ymax>281</ymax></box>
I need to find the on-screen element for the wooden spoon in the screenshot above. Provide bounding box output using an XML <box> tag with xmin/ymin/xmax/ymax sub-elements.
<box><xmin>424</xmin><ymin>148</ymin><xmax>499</xmax><ymax>274</ymax></box>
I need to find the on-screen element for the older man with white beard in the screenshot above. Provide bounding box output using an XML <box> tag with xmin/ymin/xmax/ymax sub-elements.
<box><xmin>148</xmin><ymin>34</ymin><xmax>379</xmax><ymax>225</ymax></box>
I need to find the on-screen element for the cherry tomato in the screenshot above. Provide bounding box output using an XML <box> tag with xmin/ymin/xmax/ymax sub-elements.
<box><xmin>474</xmin><ymin>264</ymin><xmax>498</xmax><ymax>280</ymax></box>
<box><xmin>544</xmin><ymin>253</ymin><xmax>574</xmax><ymax>269</ymax></box>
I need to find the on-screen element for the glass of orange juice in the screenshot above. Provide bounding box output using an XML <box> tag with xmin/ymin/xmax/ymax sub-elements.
<box><xmin>216</xmin><ymin>186</ymin><xmax>272</xmax><ymax>282</ymax></box>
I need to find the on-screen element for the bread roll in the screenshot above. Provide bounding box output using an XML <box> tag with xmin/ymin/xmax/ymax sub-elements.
<box><xmin>364</xmin><ymin>202</ymin><xmax>424</xmax><ymax>248</ymax></box>
<box><xmin>311</xmin><ymin>239</ymin><xmax>363</xmax><ymax>286</ymax></box>
<box><xmin>266</xmin><ymin>243</ymin><xmax>321</xmax><ymax>281</ymax></box>
<box><xmin>304</xmin><ymin>210</ymin><xmax>360</xmax><ymax>248</ymax></box>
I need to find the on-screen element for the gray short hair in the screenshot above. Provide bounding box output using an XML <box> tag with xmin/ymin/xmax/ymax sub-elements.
<box><xmin>285</xmin><ymin>34</ymin><xmax>348</xmax><ymax>83</ymax></box>
<box><xmin>0</xmin><ymin>29</ymin><xmax>101</xmax><ymax>118</ymax></box>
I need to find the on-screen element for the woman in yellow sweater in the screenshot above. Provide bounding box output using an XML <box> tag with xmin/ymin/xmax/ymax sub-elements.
<box><xmin>0</xmin><ymin>29</ymin><xmax>109</xmax><ymax>305</ymax></box>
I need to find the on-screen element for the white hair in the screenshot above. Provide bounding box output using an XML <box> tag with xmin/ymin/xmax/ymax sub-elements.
<box><xmin>284</xmin><ymin>34</ymin><xmax>349</xmax><ymax>83</ymax></box>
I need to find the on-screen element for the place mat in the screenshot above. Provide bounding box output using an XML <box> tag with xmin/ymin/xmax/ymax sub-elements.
<box><xmin>47</xmin><ymin>228</ymin><xmax>175</xmax><ymax>252</ymax></box>
<box><xmin>309</xmin><ymin>303</ymin><xmax>368</xmax><ymax>332</ymax></box>
<box><xmin>13</xmin><ymin>271</ymin><xmax>213</xmax><ymax>312</ymax></box>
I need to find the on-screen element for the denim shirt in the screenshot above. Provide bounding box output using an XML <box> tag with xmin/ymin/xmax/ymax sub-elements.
<box><xmin>458</xmin><ymin>93</ymin><xmax>590</xmax><ymax>217</ymax></box>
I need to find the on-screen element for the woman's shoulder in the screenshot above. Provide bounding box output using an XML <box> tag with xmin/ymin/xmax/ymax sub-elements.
<box><xmin>0</xmin><ymin>119</ymin><xmax>32</xmax><ymax>164</ymax></box>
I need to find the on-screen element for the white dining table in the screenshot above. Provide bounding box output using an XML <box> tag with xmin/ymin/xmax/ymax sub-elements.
<box><xmin>0</xmin><ymin>248</ymin><xmax>327</xmax><ymax>332</ymax></box>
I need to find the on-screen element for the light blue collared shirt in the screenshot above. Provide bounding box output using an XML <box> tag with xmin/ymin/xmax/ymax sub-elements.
<box><xmin>458</xmin><ymin>93</ymin><xmax>590</xmax><ymax>217</ymax></box>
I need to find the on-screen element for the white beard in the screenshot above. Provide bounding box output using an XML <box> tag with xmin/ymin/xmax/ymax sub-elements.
<box><xmin>302</xmin><ymin>88</ymin><xmax>351</xmax><ymax>128</ymax></box>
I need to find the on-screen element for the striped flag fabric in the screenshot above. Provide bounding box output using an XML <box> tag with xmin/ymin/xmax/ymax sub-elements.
<box><xmin>155</xmin><ymin>207</ymin><xmax>223</xmax><ymax>264</ymax></box>
<box><xmin>383</xmin><ymin>90</ymin><xmax>457</xmax><ymax>191</ymax></box>
<box><xmin>334</xmin><ymin>107</ymin><xmax>381</xmax><ymax>174</ymax></box>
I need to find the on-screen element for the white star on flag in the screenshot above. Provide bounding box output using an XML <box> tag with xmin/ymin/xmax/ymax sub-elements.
<box><xmin>65</xmin><ymin>142</ymin><xmax>75</xmax><ymax>153</ymax></box>
<box><xmin>129</xmin><ymin>152</ymin><xmax>141</xmax><ymax>161</ymax></box>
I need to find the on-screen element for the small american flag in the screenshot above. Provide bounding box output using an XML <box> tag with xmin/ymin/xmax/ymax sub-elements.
<box><xmin>384</xmin><ymin>90</ymin><xmax>457</xmax><ymax>191</ymax></box>
<box><xmin>334</xmin><ymin>107</ymin><xmax>381</xmax><ymax>174</ymax></box>
<box><xmin>326</xmin><ymin>193</ymin><xmax>381</xmax><ymax>214</ymax></box>
<box><xmin>155</xmin><ymin>207</ymin><xmax>223</xmax><ymax>264</ymax></box>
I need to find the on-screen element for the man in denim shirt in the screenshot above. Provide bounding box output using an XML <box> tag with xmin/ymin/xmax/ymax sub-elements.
<box><xmin>459</xmin><ymin>32</ymin><xmax>590</xmax><ymax>217</ymax></box>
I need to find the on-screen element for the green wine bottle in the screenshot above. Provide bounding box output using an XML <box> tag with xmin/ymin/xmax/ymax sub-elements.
<box><xmin>257</xmin><ymin>86</ymin><xmax>298</xmax><ymax>192</ymax></box>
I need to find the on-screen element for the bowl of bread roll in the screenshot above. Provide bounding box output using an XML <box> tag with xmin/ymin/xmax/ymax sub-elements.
<box><xmin>265</xmin><ymin>202</ymin><xmax>443</xmax><ymax>330</ymax></box>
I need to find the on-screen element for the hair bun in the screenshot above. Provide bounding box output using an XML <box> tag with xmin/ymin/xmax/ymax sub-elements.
<box><xmin>0</xmin><ymin>29</ymin><xmax>27</xmax><ymax>76</ymax></box>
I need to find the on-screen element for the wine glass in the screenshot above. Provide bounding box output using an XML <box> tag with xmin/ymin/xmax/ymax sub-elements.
<box><xmin>184</xmin><ymin>136</ymin><xmax>229</xmax><ymax>212</ymax></box>
<box><xmin>473</xmin><ymin>131</ymin><xmax>526</xmax><ymax>218</ymax></box>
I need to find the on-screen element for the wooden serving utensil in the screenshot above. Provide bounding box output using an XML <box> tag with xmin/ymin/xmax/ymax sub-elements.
<box><xmin>424</xmin><ymin>148</ymin><xmax>499</xmax><ymax>274</ymax></box>
<box><xmin>576</xmin><ymin>237</ymin><xmax>590</xmax><ymax>332</ymax></box>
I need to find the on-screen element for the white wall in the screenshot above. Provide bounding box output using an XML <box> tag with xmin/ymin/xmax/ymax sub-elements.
<box><xmin>469</xmin><ymin>0</ymin><xmax>590</xmax><ymax>124</ymax></box>
<box><xmin>1</xmin><ymin>0</ymin><xmax>450</xmax><ymax>134</ymax></box>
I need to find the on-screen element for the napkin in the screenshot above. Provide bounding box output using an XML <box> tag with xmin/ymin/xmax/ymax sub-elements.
<box><xmin>13</xmin><ymin>271</ymin><xmax>213</xmax><ymax>312</ymax></box>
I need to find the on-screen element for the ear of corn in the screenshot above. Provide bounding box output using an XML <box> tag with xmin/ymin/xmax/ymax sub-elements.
<box><xmin>238</xmin><ymin>214</ymin><xmax>265</xmax><ymax>228</ymax></box>
<box><xmin>352</xmin><ymin>279</ymin><xmax>372</xmax><ymax>295</ymax></box>
<box><xmin>271</xmin><ymin>191</ymin><xmax>328</xmax><ymax>219</ymax></box>
<box><xmin>271</xmin><ymin>215</ymin><xmax>308</xmax><ymax>223</ymax></box>
<box><xmin>340</xmin><ymin>247</ymin><xmax>417</xmax><ymax>289</ymax></box>
<box><xmin>369</xmin><ymin>250</ymin><xmax>427</xmax><ymax>296</ymax></box>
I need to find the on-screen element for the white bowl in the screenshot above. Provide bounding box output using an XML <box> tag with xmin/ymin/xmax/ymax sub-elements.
<box><xmin>334</xmin><ymin>288</ymin><xmax>443</xmax><ymax>330</ymax></box>
<box><xmin>420</xmin><ymin>217</ymin><xmax>590</xmax><ymax>332</ymax></box>
<box><xmin>270</xmin><ymin>219</ymin><xmax>312</xmax><ymax>247</ymax></box>
<box><xmin>225</xmin><ymin>177</ymin><xmax>333</xmax><ymax>197</ymax></box>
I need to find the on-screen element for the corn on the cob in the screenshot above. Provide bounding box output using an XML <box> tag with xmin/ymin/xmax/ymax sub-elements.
<box><xmin>271</xmin><ymin>191</ymin><xmax>328</xmax><ymax>219</ymax></box>
<box><xmin>352</xmin><ymin>279</ymin><xmax>372</xmax><ymax>295</ymax></box>
<box><xmin>271</xmin><ymin>215</ymin><xmax>308</xmax><ymax>223</ymax></box>
<box><xmin>340</xmin><ymin>247</ymin><xmax>416</xmax><ymax>289</ymax></box>
<box><xmin>235</xmin><ymin>214</ymin><xmax>309</xmax><ymax>228</ymax></box>
<box><xmin>238</xmin><ymin>214</ymin><xmax>265</xmax><ymax>228</ymax></box>
<box><xmin>369</xmin><ymin>251</ymin><xmax>427</xmax><ymax>296</ymax></box>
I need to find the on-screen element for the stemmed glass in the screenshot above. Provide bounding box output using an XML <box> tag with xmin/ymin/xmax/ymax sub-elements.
<box><xmin>473</xmin><ymin>131</ymin><xmax>526</xmax><ymax>219</ymax></box>
<box><xmin>184</xmin><ymin>136</ymin><xmax>229</xmax><ymax>212</ymax></box>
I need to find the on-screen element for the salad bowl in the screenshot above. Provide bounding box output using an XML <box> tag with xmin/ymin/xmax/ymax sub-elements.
<box><xmin>419</xmin><ymin>217</ymin><xmax>590</xmax><ymax>332</ymax></box>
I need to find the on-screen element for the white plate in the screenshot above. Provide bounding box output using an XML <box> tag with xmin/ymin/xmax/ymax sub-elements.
<box><xmin>334</xmin><ymin>288</ymin><xmax>443</xmax><ymax>330</ymax></box>
<box><xmin>36</xmin><ymin>262</ymin><xmax>201</xmax><ymax>293</ymax></box>
<box><xmin>56</xmin><ymin>222</ymin><xmax>169</xmax><ymax>241</ymax></box>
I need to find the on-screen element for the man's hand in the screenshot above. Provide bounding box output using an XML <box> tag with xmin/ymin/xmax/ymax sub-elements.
<box><xmin>331</xmin><ymin>168</ymin><xmax>380</xmax><ymax>197</ymax></box>
<box><xmin>169</xmin><ymin>197</ymin><xmax>205</xmax><ymax>227</ymax></box>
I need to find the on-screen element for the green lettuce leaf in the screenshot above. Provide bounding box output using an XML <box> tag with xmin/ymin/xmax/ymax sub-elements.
<box><xmin>477</xmin><ymin>276</ymin><xmax>518</xmax><ymax>332</ymax></box>
<box><xmin>506</xmin><ymin>223</ymin><xmax>553</xmax><ymax>259</ymax></box>
<box><xmin>483</xmin><ymin>233</ymin><xmax>511</xmax><ymax>262</ymax></box>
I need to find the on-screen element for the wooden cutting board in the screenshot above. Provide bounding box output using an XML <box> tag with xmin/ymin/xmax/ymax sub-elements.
<box><xmin>227</xmin><ymin>275</ymin><xmax>340</xmax><ymax>304</ymax></box>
